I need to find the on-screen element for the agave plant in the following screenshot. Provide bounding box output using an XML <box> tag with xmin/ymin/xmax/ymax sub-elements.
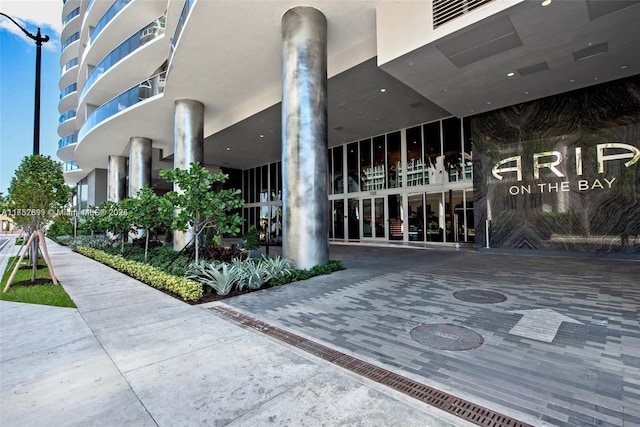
<box><xmin>258</xmin><ymin>255</ymin><xmax>294</xmax><ymax>279</ymax></box>
<box><xmin>186</xmin><ymin>261</ymin><xmax>240</xmax><ymax>295</ymax></box>
<box><xmin>231</xmin><ymin>258</ymin><xmax>272</xmax><ymax>291</ymax></box>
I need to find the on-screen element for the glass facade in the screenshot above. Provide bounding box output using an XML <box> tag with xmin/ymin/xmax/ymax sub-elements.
<box><xmin>242</xmin><ymin>161</ymin><xmax>282</xmax><ymax>244</ymax></box>
<box><xmin>242</xmin><ymin>116</ymin><xmax>474</xmax><ymax>245</ymax></box>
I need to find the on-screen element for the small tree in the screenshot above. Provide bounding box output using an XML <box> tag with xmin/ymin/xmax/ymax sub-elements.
<box><xmin>97</xmin><ymin>199</ymin><xmax>135</xmax><ymax>252</ymax></box>
<box><xmin>160</xmin><ymin>163</ymin><xmax>244</xmax><ymax>263</ymax></box>
<box><xmin>6</xmin><ymin>155</ymin><xmax>69</xmax><ymax>281</ymax></box>
<box><xmin>129</xmin><ymin>186</ymin><xmax>173</xmax><ymax>260</ymax></box>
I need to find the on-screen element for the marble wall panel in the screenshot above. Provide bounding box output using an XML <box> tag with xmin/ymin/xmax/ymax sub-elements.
<box><xmin>472</xmin><ymin>76</ymin><xmax>640</xmax><ymax>253</ymax></box>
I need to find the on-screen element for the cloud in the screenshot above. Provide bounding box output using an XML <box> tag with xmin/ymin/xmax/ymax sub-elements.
<box><xmin>1</xmin><ymin>0</ymin><xmax>63</xmax><ymax>50</ymax></box>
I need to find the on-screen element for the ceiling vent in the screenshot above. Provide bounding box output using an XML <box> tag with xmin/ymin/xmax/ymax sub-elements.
<box><xmin>517</xmin><ymin>61</ymin><xmax>549</xmax><ymax>77</ymax></box>
<box><xmin>587</xmin><ymin>0</ymin><xmax>640</xmax><ymax>20</ymax></box>
<box><xmin>436</xmin><ymin>15</ymin><xmax>523</xmax><ymax>68</ymax></box>
<box><xmin>573</xmin><ymin>42</ymin><xmax>608</xmax><ymax>61</ymax></box>
<box><xmin>433</xmin><ymin>0</ymin><xmax>495</xmax><ymax>28</ymax></box>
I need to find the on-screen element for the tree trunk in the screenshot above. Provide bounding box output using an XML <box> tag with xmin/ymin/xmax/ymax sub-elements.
<box><xmin>144</xmin><ymin>230</ymin><xmax>149</xmax><ymax>261</ymax></box>
<box><xmin>31</xmin><ymin>234</ymin><xmax>39</xmax><ymax>281</ymax></box>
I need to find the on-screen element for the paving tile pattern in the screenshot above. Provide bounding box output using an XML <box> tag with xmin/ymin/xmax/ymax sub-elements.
<box><xmin>225</xmin><ymin>247</ymin><xmax>640</xmax><ymax>427</ymax></box>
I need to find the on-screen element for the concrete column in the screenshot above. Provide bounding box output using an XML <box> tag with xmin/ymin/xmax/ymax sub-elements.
<box><xmin>281</xmin><ymin>6</ymin><xmax>329</xmax><ymax>269</ymax></box>
<box><xmin>173</xmin><ymin>99</ymin><xmax>204</xmax><ymax>250</ymax></box>
<box><xmin>107</xmin><ymin>155</ymin><xmax>127</xmax><ymax>202</ymax></box>
<box><xmin>128</xmin><ymin>136</ymin><xmax>152</xmax><ymax>197</ymax></box>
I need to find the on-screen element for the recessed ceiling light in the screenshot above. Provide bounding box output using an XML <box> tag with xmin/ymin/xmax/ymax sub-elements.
<box><xmin>524</xmin><ymin>91</ymin><xmax>530</xmax><ymax>95</ymax></box>
<box><xmin>507</xmin><ymin>72</ymin><xmax>515</xmax><ymax>77</ymax></box>
<box><xmin>380</xmin><ymin>88</ymin><xmax>386</xmax><ymax>93</ymax></box>
<box><xmin>569</xmin><ymin>79</ymin><xmax>575</xmax><ymax>83</ymax></box>
<box><xmin>594</xmin><ymin>77</ymin><xmax>598</xmax><ymax>81</ymax></box>
<box><xmin>541</xmin><ymin>0</ymin><xmax>552</xmax><ymax>6</ymax></box>
<box><xmin>486</xmin><ymin>101</ymin><xmax>492</xmax><ymax>105</ymax></box>
<box><xmin>621</xmin><ymin>65</ymin><xmax>628</xmax><ymax>69</ymax></box>
<box><xmin>259</xmin><ymin>134</ymin><xmax>264</xmax><ymax>138</ymax></box>
<box><xmin>226</xmin><ymin>147</ymin><xmax>231</xmax><ymax>150</ymax></box>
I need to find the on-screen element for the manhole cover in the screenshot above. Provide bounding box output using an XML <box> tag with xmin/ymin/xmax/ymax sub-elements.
<box><xmin>453</xmin><ymin>289</ymin><xmax>506</xmax><ymax>304</ymax></box>
<box><xmin>410</xmin><ymin>324</ymin><xmax>484</xmax><ymax>351</ymax></box>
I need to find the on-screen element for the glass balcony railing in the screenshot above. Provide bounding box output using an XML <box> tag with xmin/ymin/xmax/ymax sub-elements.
<box><xmin>62</xmin><ymin>32</ymin><xmax>79</xmax><ymax>51</ymax></box>
<box><xmin>79</xmin><ymin>71</ymin><xmax>166</xmax><ymax>141</ymax></box>
<box><xmin>64</xmin><ymin>7</ymin><xmax>80</xmax><ymax>25</ymax></box>
<box><xmin>169</xmin><ymin>0</ymin><xmax>196</xmax><ymax>63</ymax></box>
<box><xmin>81</xmin><ymin>14</ymin><xmax>166</xmax><ymax>102</ymax></box>
<box><xmin>58</xmin><ymin>134</ymin><xmax>79</xmax><ymax>149</ymax></box>
<box><xmin>86</xmin><ymin>0</ymin><xmax>96</xmax><ymax>15</ymax></box>
<box><xmin>60</xmin><ymin>82</ymin><xmax>77</xmax><ymax>99</ymax></box>
<box><xmin>59</xmin><ymin>109</ymin><xmax>77</xmax><ymax>124</ymax></box>
<box><xmin>62</xmin><ymin>161</ymin><xmax>80</xmax><ymax>172</ymax></box>
<box><xmin>89</xmin><ymin>0</ymin><xmax>133</xmax><ymax>46</ymax></box>
<box><xmin>62</xmin><ymin>57</ymin><xmax>79</xmax><ymax>74</ymax></box>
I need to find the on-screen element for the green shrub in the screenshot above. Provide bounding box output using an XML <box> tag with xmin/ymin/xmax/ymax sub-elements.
<box><xmin>269</xmin><ymin>259</ymin><xmax>344</xmax><ymax>286</ymax></box>
<box><xmin>244</xmin><ymin>225</ymin><xmax>260</xmax><ymax>250</ymax></box>
<box><xmin>76</xmin><ymin>246</ymin><xmax>203</xmax><ymax>301</ymax></box>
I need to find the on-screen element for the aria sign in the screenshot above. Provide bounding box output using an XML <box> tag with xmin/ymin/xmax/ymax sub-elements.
<box><xmin>491</xmin><ymin>143</ymin><xmax>640</xmax><ymax>196</ymax></box>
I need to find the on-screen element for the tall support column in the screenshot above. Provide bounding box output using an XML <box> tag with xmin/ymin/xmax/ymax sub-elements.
<box><xmin>107</xmin><ymin>155</ymin><xmax>127</xmax><ymax>202</ymax></box>
<box><xmin>173</xmin><ymin>99</ymin><xmax>204</xmax><ymax>250</ymax></box>
<box><xmin>281</xmin><ymin>6</ymin><xmax>329</xmax><ymax>269</ymax></box>
<box><xmin>128</xmin><ymin>136</ymin><xmax>152</xmax><ymax>197</ymax></box>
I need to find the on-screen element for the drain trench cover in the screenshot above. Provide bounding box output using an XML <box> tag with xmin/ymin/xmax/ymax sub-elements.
<box><xmin>410</xmin><ymin>323</ymin><xmax>483</xmax><ymax>351</ymax></box>
<box><xmin>454</xmin><ymin>289</ymin><xmax>506</xmax><ymax>304</ymax></box>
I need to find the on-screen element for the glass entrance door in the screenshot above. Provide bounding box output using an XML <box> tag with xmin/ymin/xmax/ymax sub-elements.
<box><xmin>362</xmin><ymin>197</ymin><xmax>386</xmax><ymax>239</ymax></box>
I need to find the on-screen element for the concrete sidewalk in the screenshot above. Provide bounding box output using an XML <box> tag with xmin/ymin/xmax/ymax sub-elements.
<box><xmin>0</xmin><ymin>240</ymin><xmax>467</xmax><ymax>427</ymax></box>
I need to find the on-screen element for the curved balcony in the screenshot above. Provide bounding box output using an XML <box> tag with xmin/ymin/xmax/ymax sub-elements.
<box><xmin>169</xmin><ymin>0</ymin><xmax>196</xmax><ymax>67</ymax></box>
<box><xmin>89</xmin><ymin>0</ymin><xmax>134</xmax><ymax>46</ymax></box>
<box><xmin>62</xmin><ymin>32</ymin><xmax>79</xmax><ymax>51</ymax></box>
<box><xmin>58</xmin><ymin>109</ymin><xmax>77</xmax><ymax>136</ymax></box>
<box><xmin>59</xmin><ymin>57</ymin><xmax>79</xmax><ymax>89</ymax></box>
<box><xmin>58</xmin><ymin>84</ymin><xmax>78</xmax><ymax>113</ymax></box>
<box><xmin>79</xmin><ymin>71</ymin><xmax>166</xmax><ymax>142</ymax></box>
<box><xmin>61</xmin><ymin>32</ymin><xmax>80</xmax><ymax>65</ymax></box>
<box><xmin>64</xmin><ymin>7</ymin><xmax>80</xmax><ymax>25</ymax></box>
<box><xmin>57</xmin><ymin>134</ymin><xmax>79</xmax><ymax>162</ymax></box>
<box><xmin>61</xmin><ymin>161</ymin><xmax>85</xmax><ymax>185</ymax></box>
<box><xmin>80</xmin><ymin>15</ymin><xmax>166</xmax><ymax>104</ymax></box>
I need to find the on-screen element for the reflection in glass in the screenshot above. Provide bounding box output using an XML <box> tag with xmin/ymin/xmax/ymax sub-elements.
<box><xmin>423</xmin><ymin>122</ymin><xmax>441</xmax><ymax>184</ymax></box>
<box><xmin>389</xmin><ymin>194</ymin><xmax>403</xmax><ymax>240</ymax></box>
<box><xmin>333</xmin><ymin>147</ymin><xmax>344</xmax><ymax>194</ymax></box>
<box><xmin>443</xmin><ymin>117</ymin><xmax>463</xmax><ymax>182</ymax></box>
<box><xmin>408</xmin><ymin>194</ymin><xmax>425</xmax><ymax>241</ymax></box>
<box><xmin>387</xmin><ymin>131</ymin><xmax>401</xmax><ymax>188</ymax></box>
<box><xmin>333</xmin><ymin>200</ymin><xmax>344</xmax><ymax>239</ymax></box>
<box><xmin>372</xmin><ymin>135</ymin><xmax>386</xmax><ymax>190</ymax></box>
<box><xmin>348</xmin><ymin>198</ymin><xmax>359</xmax><ymax>239</ymax></box>
<box><xmin>347</xmin><ymin>142</ymin><xmax>359</xmax><ymax>192</ymax></box>
<box><xmin>406</xmin><ymin>126</ymin><xmax>424</xmax><ymax>186</ymax></box>
<box><xmin>362</xmin><ymin>199</ymin><xmax>372</xmax><ymax>238</ymax></box>
<box><xmin>426</xmin><ymin>192</ymin><xmax>444</xmax><ymax>242</ymax></box>
<box><xmin>375</xmin><ymin>197</ymin><xmax>385</xmax><ymax>238</ymax></box>
<box><xmin>359</xmin><ymin>139</ymin><xmax>372</xmax><ymax>191</ymax></box>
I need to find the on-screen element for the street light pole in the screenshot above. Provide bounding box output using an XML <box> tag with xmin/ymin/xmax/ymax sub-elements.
<box><xmin>0</xmin><ymin>13</ymin><xmax>49</xmax><ymax>155</ymax></box>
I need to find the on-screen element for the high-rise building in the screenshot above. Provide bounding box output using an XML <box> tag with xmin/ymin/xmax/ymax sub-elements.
<box><xmin>58</xmin><ymin>0</ymin><xmax>640</xmax><ymax>262</ymax></box>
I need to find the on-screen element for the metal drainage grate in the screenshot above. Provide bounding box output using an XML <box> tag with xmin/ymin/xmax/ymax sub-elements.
<box><xmin>410</xmin><ymin>323</ymin><xmax>484</xmax><ymax>351</ymax></box>
<box><xmin>454</xmin><ymin>289</ymin><xmax>507</xmax><ymax>304</ymax></box>
<box><xmin>210</xmin><ymin>305</ymin><xmax>532</xmax><ymax>427</ymax></box>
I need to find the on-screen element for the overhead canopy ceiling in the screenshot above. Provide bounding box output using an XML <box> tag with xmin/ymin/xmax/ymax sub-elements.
<box><xmin>77</xmin><ymin>0</ymin><xmax>640</xmax><ymax>178</ymax></box>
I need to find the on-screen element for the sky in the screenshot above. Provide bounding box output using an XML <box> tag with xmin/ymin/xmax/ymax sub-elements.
<box><xmin>1</xmin><ymin>0</ymin><xmax>63</xmax><ymax>196</ymax></box>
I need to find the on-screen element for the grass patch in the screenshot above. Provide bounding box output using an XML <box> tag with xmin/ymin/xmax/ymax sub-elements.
<box><xmin>1</xmin><ymin>256</ymin><xmax>76</xmax><ymax>308</ymax></box>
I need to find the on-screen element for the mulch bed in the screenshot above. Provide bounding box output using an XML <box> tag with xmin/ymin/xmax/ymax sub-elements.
<box><xmin>10</xmin><ymin>278</ymin><xmax>54</xmax><ymax>287</ymax></box>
